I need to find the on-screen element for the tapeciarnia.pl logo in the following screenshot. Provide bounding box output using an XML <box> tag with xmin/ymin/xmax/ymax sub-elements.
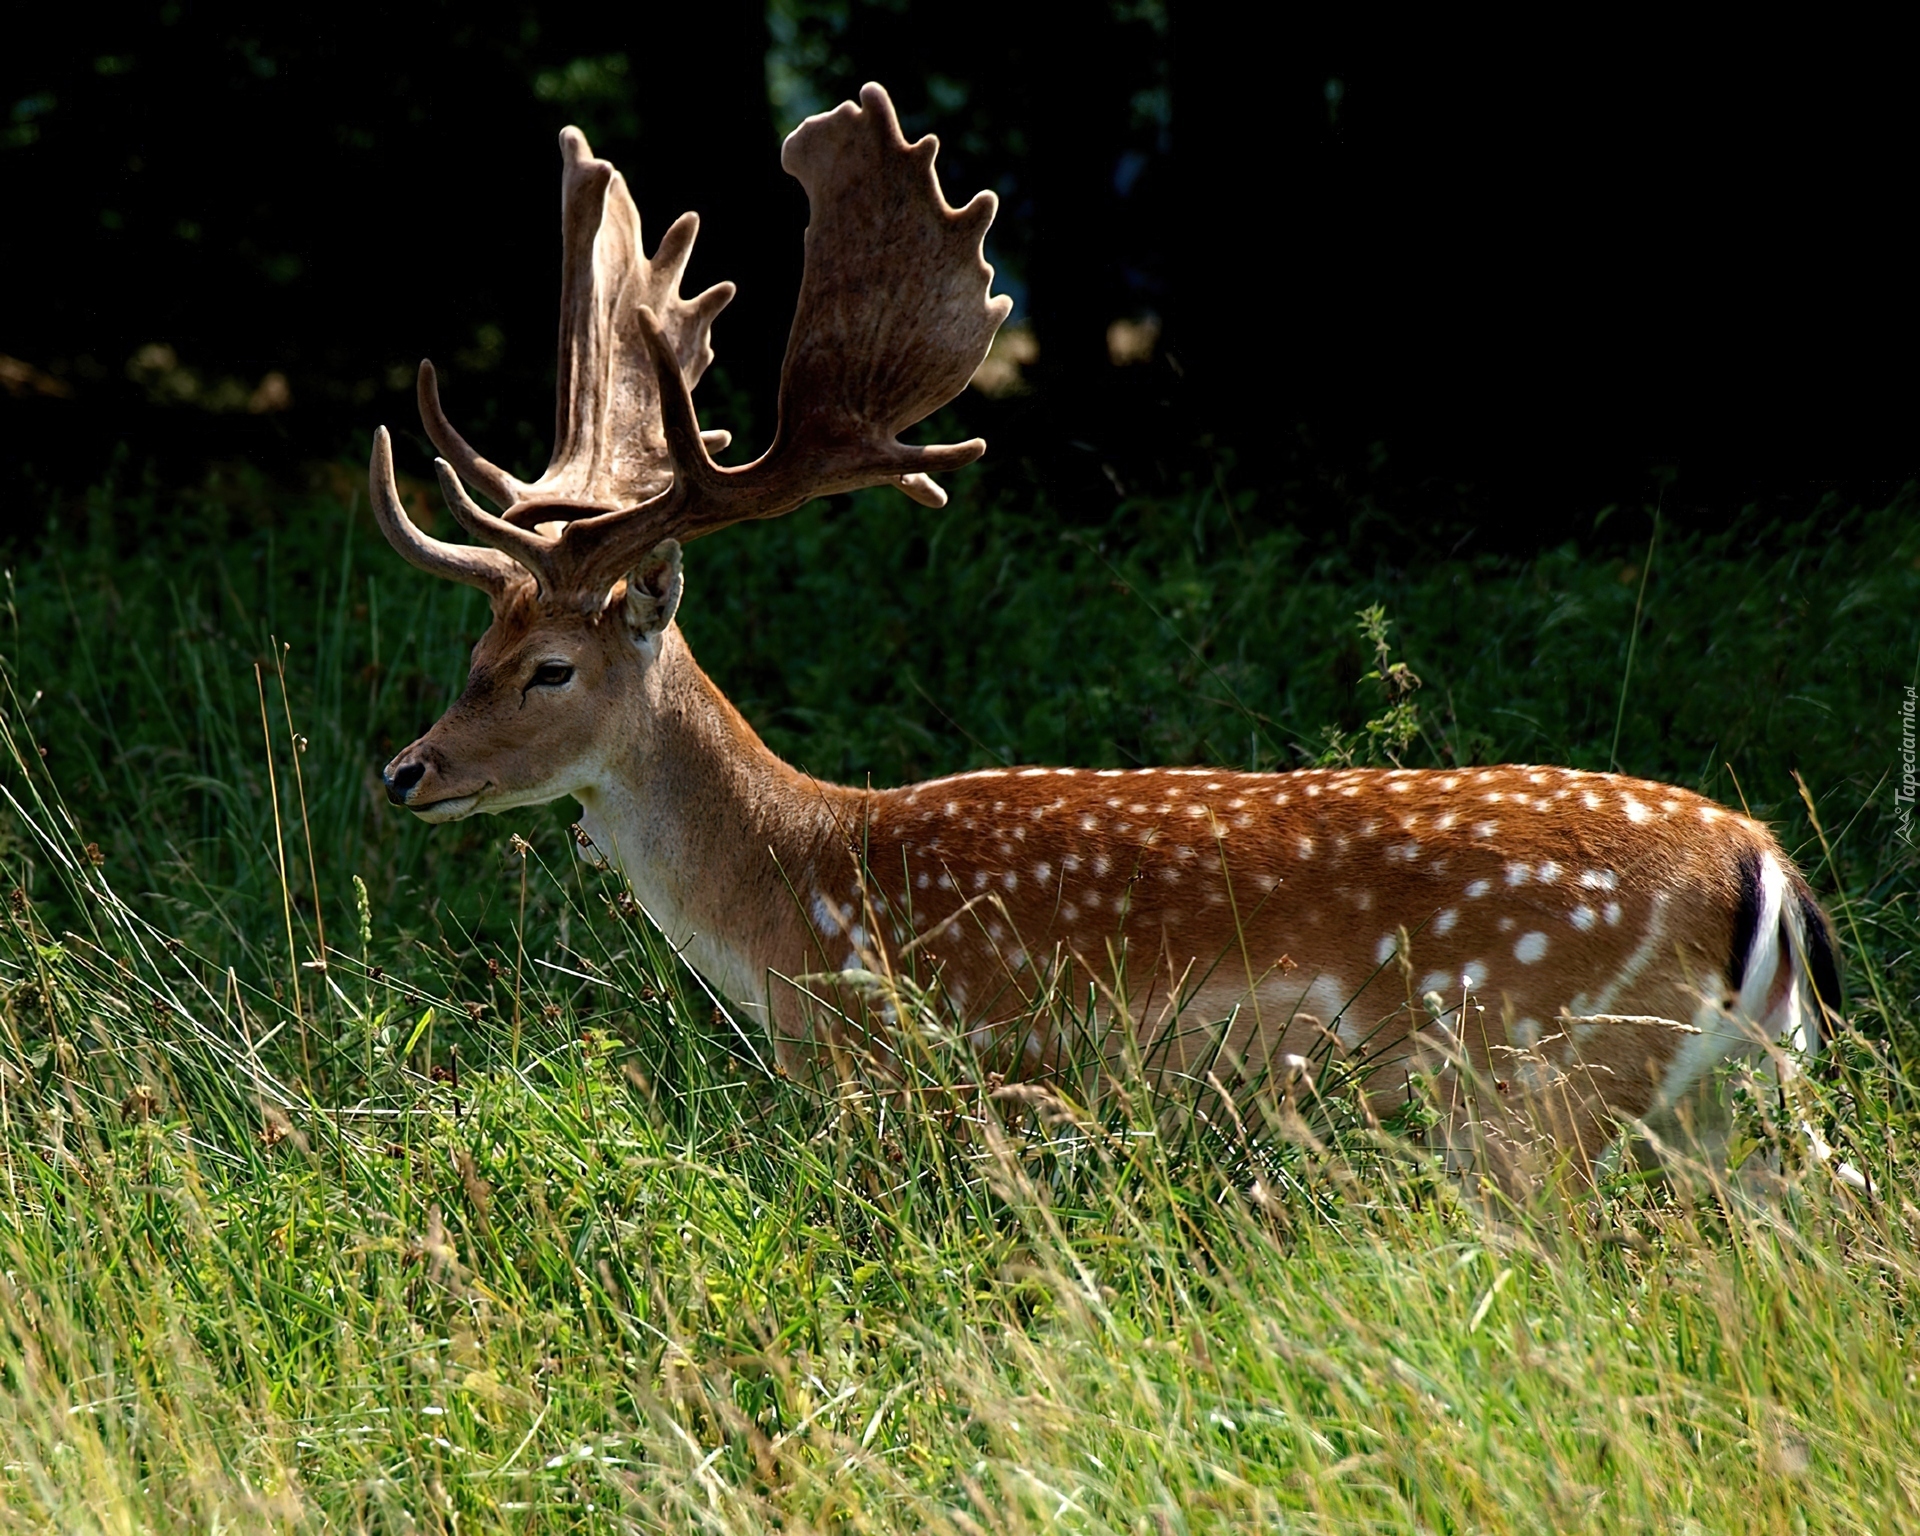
<box><xmin>1899</xmin><ymin>685</ymin><xmax>1916</xmax><ymax>844</ymax></box>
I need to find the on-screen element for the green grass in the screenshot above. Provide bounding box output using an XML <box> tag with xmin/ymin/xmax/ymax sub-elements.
<box><xmin>1</xmin><ymin>460</ymin><xmax>1917</xmax><ymax>1530</ymax></box>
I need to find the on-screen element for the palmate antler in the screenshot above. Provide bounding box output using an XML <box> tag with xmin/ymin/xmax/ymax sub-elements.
<box><xmin>372</xmin><ymin>83</ymin><xmax>1012</xmax><ymax>603</ymax></box>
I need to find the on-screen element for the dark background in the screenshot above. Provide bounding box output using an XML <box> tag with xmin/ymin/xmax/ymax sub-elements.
<box><xmin>2</xmin><ymin>3</ymin><xmax>1912</xmax><ymax>552</ymax></box>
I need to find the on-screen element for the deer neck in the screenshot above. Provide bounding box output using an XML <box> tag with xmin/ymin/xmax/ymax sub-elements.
<box><xmin>571</xmin><ymin>625</ymin><xmax>855</xmax><ymax>1018</ymax></box>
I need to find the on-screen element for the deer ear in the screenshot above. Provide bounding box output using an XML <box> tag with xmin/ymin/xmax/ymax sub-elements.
<box><xmin>620</xmin><ymin>539</ymin><xmax>683</xmax><ymax>640</ymax></box>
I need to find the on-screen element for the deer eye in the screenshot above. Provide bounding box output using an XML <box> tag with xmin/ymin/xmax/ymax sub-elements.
<box><xmin>529</xmin><ymin>662</ymin><xmax>575</xmax><ymax>688</ymax></box>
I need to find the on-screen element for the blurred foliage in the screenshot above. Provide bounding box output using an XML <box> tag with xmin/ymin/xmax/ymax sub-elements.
<box><xmin>5</xmin><ymin>7</ymin><xmax>1908</xmax><ymax>546</ymax></box>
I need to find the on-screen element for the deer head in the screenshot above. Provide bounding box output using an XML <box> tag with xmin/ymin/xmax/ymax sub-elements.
<box><xmin>374</xmin><ymin>84</ymin><xmax>1011</xmax><ymax>820</ymax></box>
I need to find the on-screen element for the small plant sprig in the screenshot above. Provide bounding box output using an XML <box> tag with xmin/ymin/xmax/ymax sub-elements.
<box><xmin>1318</xmin><ymin>604</ymin><xmax>1423</xmax><ymax>767</ymax></box>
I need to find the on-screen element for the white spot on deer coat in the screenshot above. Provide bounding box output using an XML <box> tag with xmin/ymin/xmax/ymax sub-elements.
<box><xmin>1374</xmin><ymin>933</ymin><xmax>1399</xmax><ymax>965</ymax></box>
<box><xmin>1622</xmin><ymin>795</ymin><xmax>1653</xmax><ymax>823</ymax></box>
<box><xmin>1514</xmin><ymin>930</ymin><xmax>1549</xmax><ymax>964</ymax></box>
<box><xmin>1433</xmin><ymin>907</ymin><xmax>1459</xmax><ymax>935</ymax></box>
<box><xmin>1570</xmin><ymin>905</ymin><xmax>1596</xmax><ymax>931</ymax></box>
<box><xmin>1465</xmin><ymin>879</ymin><xmax>1492</xmax><ymax>899</ymax></box>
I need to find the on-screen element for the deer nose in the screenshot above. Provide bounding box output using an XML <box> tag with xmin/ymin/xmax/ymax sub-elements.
<box><xmin>385</xmin><ymin>760</ymin><xmax>427</xmax><ymax>805</ymax></box>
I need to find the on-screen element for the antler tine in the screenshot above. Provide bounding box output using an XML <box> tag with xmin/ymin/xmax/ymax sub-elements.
<box><xmin>411</xmin><ymin>127</ymin><xmax>738</xmax><ymax>541</ymax></box>
<box><xmin>367</xmin><ymin>428</ymin><xmax>524</xmax><ymax>596</ymax></box>
<box><xmin>432</xmin><ymin>461</ymin><xmax>559</xmax><ymax>593</ymax></box>
<box><xmin>554</xmin><ymin>83</ymin><xmax>1010</xmax><ymax>589</ymax></box>
<box><xmin>520</xmin><ymin>128</ymin><xmax>736</xmax><ymax>515</ymax></box>
<box><xmin>417</xmin><ymin>361</ymin><xmax>530</xmax><ymax>511</ymax></box>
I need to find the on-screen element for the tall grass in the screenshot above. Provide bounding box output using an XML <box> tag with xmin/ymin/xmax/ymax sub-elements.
<box><xmin>1</xmin><ymin>461</ymin><xmax>1916</xmax><ymax>1529</ymax></box>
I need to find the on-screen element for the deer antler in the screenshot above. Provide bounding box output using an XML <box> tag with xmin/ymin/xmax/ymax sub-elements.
<box><xmin>560</xmin><ymin>83</ymin><xmax>1012</xmax><ymax>589</ymax></box>
<box><xmin>367</xmin><ymin>427</ymin><xmax>525</xmax><ymax>596</ymax></box>
<box><xmin>416</xmin><ymin>127</ymin><xmax>735</xmax><ymax>519</ymax></box>
<box><xmin>371</xmin><ymin>83</ymin><xmax>1009</xmax><ymax>603</ymax></box>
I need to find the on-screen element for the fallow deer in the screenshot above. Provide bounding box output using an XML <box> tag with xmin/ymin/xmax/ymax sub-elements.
<box><xmin>371</xmin><ymin>84</ymin><xmax>1847</xmax><ymax>1185</ymax></box>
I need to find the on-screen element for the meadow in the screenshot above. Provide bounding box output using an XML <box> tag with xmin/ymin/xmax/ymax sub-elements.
<box><xmin>1</xmin><ymin>456</ymin><xmax>1916</xmax><ymax>1532</ymax></box>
